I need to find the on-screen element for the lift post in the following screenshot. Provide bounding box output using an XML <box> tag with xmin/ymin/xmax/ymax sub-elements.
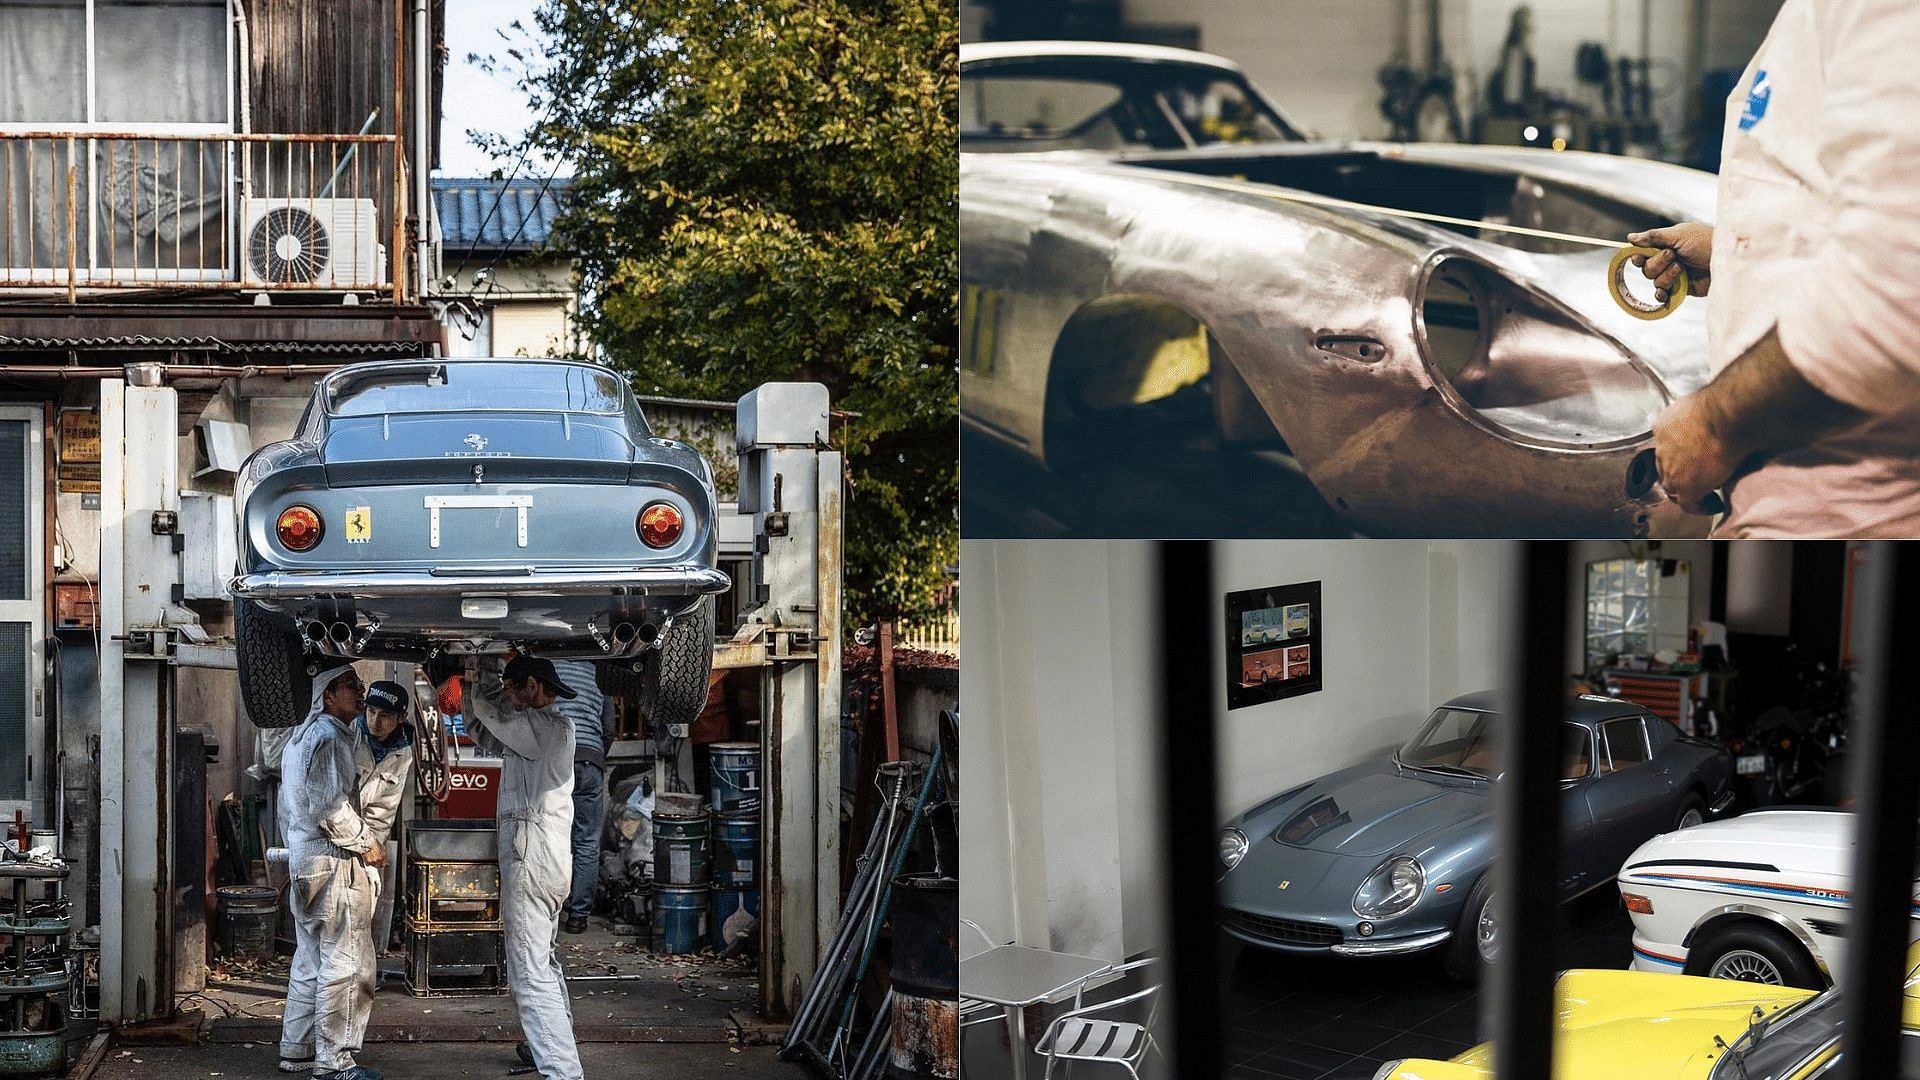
<box><xmin>735</xmin><ymin>383</ymin><xmax>843</xmax><ymax>1019</ymax></box>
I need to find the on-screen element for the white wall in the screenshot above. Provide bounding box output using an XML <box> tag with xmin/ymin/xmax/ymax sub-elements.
<box><xmin>1116</xmin><ymin>0</ymin><xmax>1783</xmax><ymax>143</ymax></box>
<box><xmin>1212</xmin><ymin>540</ymin><xmax>1514</xmax><ymax>818</ymax></box>
<box><xmin>962</xmin><ymin>539</ymin><xmax>1516</xmax><ymax>961</ymax></box>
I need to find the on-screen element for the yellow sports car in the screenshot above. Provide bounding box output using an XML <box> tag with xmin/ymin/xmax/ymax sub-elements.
<box><xmin>1375</xmin><ymin>968</ymin><xmax>1917</xmax><ymax>1079</ymax></box>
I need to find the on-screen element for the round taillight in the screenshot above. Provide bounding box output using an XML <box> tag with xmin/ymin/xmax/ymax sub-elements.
<box><xmin>638</xmin><ymin>502</ymin><xmax>684</xmax><ymax>548</ymax></box>
<box><xmin>276</xmin><ymin>505</ymin><xmax>324</xmax><ymax>551</ymax></box>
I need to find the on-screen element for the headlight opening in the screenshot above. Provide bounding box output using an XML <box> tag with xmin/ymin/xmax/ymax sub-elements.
<box><xmin>1218</xmin><ymin>828</ymin><xmax>1250</xmax><ymax>871</ymax></box>
<box><xmin>1353</xmin><ymin>855</ymin><xmax>1426</xmax><ymax>919</ymax></box>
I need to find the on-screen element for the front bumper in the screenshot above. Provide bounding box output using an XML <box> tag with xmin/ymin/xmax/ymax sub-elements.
<box><xmin>1330</xmin><ymin>929</ymin><xmax>1453</xmax><ymax>957</ymax></box>
<box><xmin>1219</xmin><ymin>906</ymin><xmax>1453</xmax><ymax>958</ymax></box>
<box><xmin>231</xmin><ymin>564</ymin><xmax>732</xmax><ymax>601</ymax></box>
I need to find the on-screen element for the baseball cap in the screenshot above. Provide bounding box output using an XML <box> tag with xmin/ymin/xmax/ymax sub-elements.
<box><xmin>504</xmin><ymin>655</ymin><xmax>579</xmax><ymax>700</ymax></box>
<box><xmin>366</xmin><ymin>680</ymin><xmax>410</xmax><ymax>715</ymax></box>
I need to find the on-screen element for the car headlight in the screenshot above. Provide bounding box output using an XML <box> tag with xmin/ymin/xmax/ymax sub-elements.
<box><xmin>1217</xmin><ymin>828</ymin><xmax>1249</xmax><ymax>872</ymax></box>
<box><xmin>1353</xmin><ymin>855</ymin><xmax>1425</xmax><ymax>919</ymax></box>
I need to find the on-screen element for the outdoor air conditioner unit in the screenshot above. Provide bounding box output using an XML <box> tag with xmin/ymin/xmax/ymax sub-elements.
<box><xmin>239</xmin><ymin>197</ymin><xmax>386</xmax><ymax>289</ymax></box>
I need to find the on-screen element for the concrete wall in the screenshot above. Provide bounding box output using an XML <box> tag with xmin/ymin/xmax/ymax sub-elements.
<box><xmin>962</xmin><ymin>539</ymin><xmax>1515</xmax><ymax>961</ymax></box>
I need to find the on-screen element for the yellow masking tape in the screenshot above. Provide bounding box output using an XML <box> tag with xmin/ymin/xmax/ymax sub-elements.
<box><xmin>1608</xmin><ymin>245</ymin><xmax>1688</xmax><ymax>321</ymax></box>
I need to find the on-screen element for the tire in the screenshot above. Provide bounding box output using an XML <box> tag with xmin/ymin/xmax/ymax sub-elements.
<box><xmin>640</xmin><ymin>597</ymin><xmax>715</xmax><ymax>728</ymax></box>
<box><xmin>1683</xmin><ymin>922</ymin><xmax>1823</xmax><ymax>990</ymax></box>
<box><xmin>235</xmin><ymin>600</ymin><xmax>313</xmax><ymax>729</ymax></box>
<box><xmin>1443</xmin><ymin>873</ymin><xmax>1497</xmax><ymax>983</ymax></box>
<box><xmin>1675</xmin><ymin>794</ymin><xmax>1707</xmax><ymax>831</ymax></box>
<box><xmin>596</xmin><ymin>656</ymin><xmax>643</xmax><ymax>699</ymax></box>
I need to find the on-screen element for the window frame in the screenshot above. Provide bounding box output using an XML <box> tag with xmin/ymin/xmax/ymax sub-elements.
<box><xmin>1597</xmin><ymin>715</ymin><xmax>1652</xmax><ymax>775</ymax></box>
<box><xmin>0</xmin><ymin>0</ymin><xmax>235</xmax><ymax>136</ymax></box>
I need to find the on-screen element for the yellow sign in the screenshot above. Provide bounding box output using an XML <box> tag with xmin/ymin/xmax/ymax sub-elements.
<box><xmin>60</xmin><ymin>410</ymin><xmax>101</xmax><ymax>463</ymax></box>
<box><xmin>344</xmin><ymin>506</ymin><xmax>373</xmax><ymax>543</ymax></box>
<box><xmin>57</xmin><ymin>462</ymin><xmax>100</xmax><ymax>494</ymax></box>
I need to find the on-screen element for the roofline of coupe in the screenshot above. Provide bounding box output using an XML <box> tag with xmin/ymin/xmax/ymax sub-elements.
<box><xmin>959</xmin><ymin>39</ymin><xmax>1244</xmax><ymax>71</ymax></box>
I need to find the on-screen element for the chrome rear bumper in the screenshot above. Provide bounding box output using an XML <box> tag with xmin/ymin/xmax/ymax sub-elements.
<box><xmin>231</xmin><ymin>564</ymin><xmax>731</xmax><ymax>601</ymax></box>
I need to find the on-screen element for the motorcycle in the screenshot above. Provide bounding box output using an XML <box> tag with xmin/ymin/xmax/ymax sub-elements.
<box><xmin>1728</xmin><ymin>646</ymin><xmax>1850</xmax><ymax>806</ymax></box>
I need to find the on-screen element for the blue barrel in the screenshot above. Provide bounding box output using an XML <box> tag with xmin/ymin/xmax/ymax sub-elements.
<box><xmin>654</xmin><ymin>794</ymin><xmax>710</xmax><ymax>885</ymax></box>
<box><xmin>713</xmin><ymin>887</ymin><xmax>760</xmax><ymax>950</ymax></box>
<box><xmin>709</xmin><ymin>742</ymin><xmax>761</xmax><ymax>814</ymax></box>
<box><xmin>656</xmin><ymin>884</ymin><xmax>709</xmax><ymax>955</ymax></box>
<box><xmin>712</xmin><ymin>812</ymin><xmax>759</xmax><ymax>888</ymax></box>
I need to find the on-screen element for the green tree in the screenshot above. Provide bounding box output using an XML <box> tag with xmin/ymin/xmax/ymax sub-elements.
<box><xmin>501</xmin><ymin>0</ymin><xmax>957</xmax><ymax>623</ymax></box>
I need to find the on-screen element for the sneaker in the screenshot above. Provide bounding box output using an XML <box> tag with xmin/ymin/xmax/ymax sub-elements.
<box><xmin>278</xmin><ymin>1055</ymin><xmax>316</xmax><ymax>1073</ymax></box>
<box><xmin>562</xmin><ymin>916</ymin><xmax>587</xmax><ymax>934</ymax></box>
<box><xmin>515</xmin><ymin>1041</ymin><xmax>535</xmax><ymax>1066</ymax></box>
<box><xmin>313</xmin><ymin>1067</ymin><xmax>382</xmax><ymax>1080</ymax></box>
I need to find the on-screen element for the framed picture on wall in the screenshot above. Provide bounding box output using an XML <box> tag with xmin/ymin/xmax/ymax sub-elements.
<box><xmin>1226</xmin><ymin>581</ymin><xmax>1323</xmax><ymax>708</ymax></box>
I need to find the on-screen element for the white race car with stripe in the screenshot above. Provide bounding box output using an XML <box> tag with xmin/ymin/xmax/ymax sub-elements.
<box><xmin>1616</xmin><ymin>807</ymin><xmax>1919</xmax><ymax>989</ymax></box>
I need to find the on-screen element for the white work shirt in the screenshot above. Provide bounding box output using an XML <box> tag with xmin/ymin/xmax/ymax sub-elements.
<box><xmin>1710</xmin><ymin>0</ymin><xmax>1920</xmax><ymax>536</ymax></box>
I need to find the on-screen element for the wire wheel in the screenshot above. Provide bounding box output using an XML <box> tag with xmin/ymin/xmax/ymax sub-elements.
<box><xmin>1476</xmin><ymin>894</ymin><xmax>1499</xmax><ymax>963</ymax></box>
<box><xmin>1710</xmin><ymin>948</ymin><xmax>1784</xmax><ymax>984</ymax></box>
<box><xmin>248</xmin><ymin>206</ymin><xmax>330</xmax><ymax>284</ymax></box>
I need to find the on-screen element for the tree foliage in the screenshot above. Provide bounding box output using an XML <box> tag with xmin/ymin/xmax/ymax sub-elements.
<box><xmin>508</xmin><ymin>0</ymin><xmax>957</xmax><ymax>622</ymax></box>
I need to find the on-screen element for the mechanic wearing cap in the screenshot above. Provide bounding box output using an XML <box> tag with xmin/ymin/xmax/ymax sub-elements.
<box><xmin>356</xmin><ymin>680</ymin><xmax>416</xmax><ymax>949</ymax></box>
<box><xmin>463</xmin><ymin>655</ymin><xmax>583</xmax><ymax>1080</ymax></box>
<box><xmin>278</xmin><ymin>666</ymin><xmax>384</xmax><ymax>1080</ymax></box>
<box><xmin>1629</xmin><ymin>0</ymin><xmax>1920</xmax><ymax>536</ymax></box>
<box><xmin>547</xmin><ymin>660</ymin><xmax>613</xmax><ymax>935</ymax></box>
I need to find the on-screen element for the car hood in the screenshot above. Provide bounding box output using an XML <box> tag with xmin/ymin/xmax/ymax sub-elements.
<box><xmin>1235</xmin><ymin>760</ymin><xmax>1490</xmax><ymax>860</ymax></box>
<box><xmin>1386</xmin><ymin>970</ymin><xmax>1815</xmax><ymax>1080</ymax></box>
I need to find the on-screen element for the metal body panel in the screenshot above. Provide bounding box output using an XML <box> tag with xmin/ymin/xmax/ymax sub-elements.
<box><xmin>1217</xmin><ymin>693</ymin><xmax>1732</xmax><ymax>958</ymax></box>
<box><xmin>959</xmin><ymin>47</ymin><xmax>1723</xmax><ymax>535</ymax></box>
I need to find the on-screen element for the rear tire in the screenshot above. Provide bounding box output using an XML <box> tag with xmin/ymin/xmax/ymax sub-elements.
<box><xmin>236</xmin><ymin>601</ymin><xmax>313</xmax><ymax>729</ymax></box>
<box><xmin>1675</xmin><ymin>794</ymin><xmax>1707</xmax><ymax>831</ymax></box>
<box><xmin>639</xmin><ymin>597</ymin><xmax>715</xmax><ymax>728</ymax></box>
<box><xmin>1684</xmin><ymin>922</ymin><xmax>1823</xmax><ymax>990</ymax></box>
<box><xmin>1443</xmin><ymin>873</ymin><xmax>1496</xmax><ymax>983</ymax></box>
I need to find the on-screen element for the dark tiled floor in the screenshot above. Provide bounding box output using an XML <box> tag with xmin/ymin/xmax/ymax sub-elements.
<box><xmin>1222</xmin><ymin>889</ymin><xmax>1633</xmax><ymax>1080</ymax></box>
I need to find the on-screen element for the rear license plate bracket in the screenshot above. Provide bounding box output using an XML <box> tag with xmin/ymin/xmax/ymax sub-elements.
<box><xmin>425</xmin><ymin>494</ymin><xmax>532</xmax><ymax>549</ymax></box>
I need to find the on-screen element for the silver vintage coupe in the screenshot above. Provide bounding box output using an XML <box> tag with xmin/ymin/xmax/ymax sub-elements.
<box><xmin>230</xmin><ymin>358</ymin><xmax>729</xmax><ymax>729</ymax></box>
<box><xmin>961</xmin><ymin>41</ymin><xmax>1718</xmax><ymax>537</ymax></box>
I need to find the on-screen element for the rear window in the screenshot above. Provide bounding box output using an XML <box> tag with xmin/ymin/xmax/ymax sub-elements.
<box><xmin>327</xmin><ymin>363</ymin><xmax>627</xmax><ymax>417</ymax></box>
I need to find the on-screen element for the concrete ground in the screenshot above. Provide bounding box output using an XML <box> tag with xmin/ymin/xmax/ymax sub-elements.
<box><xmin>83</xmin><ymin>1039</ymin><xmax>804</xmax><ymax>1079</ymax></box>
<box><xmin>83</xmin><ymin>923</ymin><xmax>804</xmax><ymax>1078</ymax></box>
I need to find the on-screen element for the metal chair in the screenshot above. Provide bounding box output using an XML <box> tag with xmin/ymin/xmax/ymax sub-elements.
<box><xmin>956</xmin><ymin>914</ymin><xmax>1006</xmax><ymax>1076</ymax></box>
<box><xmin>1035</xmin><ymin>958</ymin><xmax>1162</xmax><ymax>1079</ymax></box>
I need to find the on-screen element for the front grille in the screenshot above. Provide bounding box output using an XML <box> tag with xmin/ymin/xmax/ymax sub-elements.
<box><xmin>1220</xmin><ymin>908</ymin><xmax>1342</xmax><ymax>947</ymax></box>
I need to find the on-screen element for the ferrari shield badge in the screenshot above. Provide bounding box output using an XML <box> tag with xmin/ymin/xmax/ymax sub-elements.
<box><xmin>345</xmin><ymin>506</ymin><xmax>373</xmax><ymax>543</ymax></box>
<box><xmin>1277</xmin><ymin>881</ymin><xmax>1290</xmax><ymax>890</ymax></box>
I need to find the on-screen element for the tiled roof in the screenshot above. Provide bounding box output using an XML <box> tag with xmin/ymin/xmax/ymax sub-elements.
<box><xmin>432</xmin><ymin>176</ymin><xmax>570</xmax><ymax>252</ymax></box>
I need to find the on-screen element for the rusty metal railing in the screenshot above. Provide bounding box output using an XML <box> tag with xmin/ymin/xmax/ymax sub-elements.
<box><xmin>0</xmin><ymin>131</ymin><xmax>404</xmax><ymax>298</ymax></box>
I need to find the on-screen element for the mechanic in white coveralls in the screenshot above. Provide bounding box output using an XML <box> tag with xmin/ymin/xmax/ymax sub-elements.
<box><xmin>354</xmin><ymin>681</ymin><xmax>417</xmax><ymax>949</ymax></box>
<box><xmin>277</xmin><ymin>666</ymin><xmax>386</xmax><ymax>1080</ymax></box>
<box><xmin>1631</xmin><ymin>0</ymin><xmax>1920</xmax><ymax>536</ymax></box>
<box><xmin>463</xmin><ymin>654</ymin><xmax>584</xmax><ymax>1080</ymax></box>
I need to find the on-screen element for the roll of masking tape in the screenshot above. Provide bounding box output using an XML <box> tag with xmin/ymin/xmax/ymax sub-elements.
<box><xmin>1609</xmin><ymin>244</ymin><xmax>1688</xmax><ymax>320</ymax></box>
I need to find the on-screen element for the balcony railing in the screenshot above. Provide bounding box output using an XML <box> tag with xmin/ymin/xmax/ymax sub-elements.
<box><xmin>0</xmin><ymin>131</ymin><xmax>405</xmax><ymax>299</ymax></box>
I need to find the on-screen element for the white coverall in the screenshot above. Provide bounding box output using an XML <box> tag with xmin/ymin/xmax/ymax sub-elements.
<box><xmin>1708</xmin><ymin>0</ymin><xmax>1920</xmax><ymax>536</ymax></box>
<box><xmin>354</xmin><ymin>722</ymin><xmax>415</xmax><ymax>950</ymax></box>
<box><xmin>465</xmin><ymin>669</ymin><xmax>584</xmax><ymax>1080</ymax></box>
<box><xmin>278</xmin><ymin>665</ymin><xmax>380</xmax><ymax>1073</ymax></box>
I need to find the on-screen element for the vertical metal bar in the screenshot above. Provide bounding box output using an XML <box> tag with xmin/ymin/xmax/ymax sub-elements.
<box><xmin>284</xmin><ymin>139</ymin><xmax>293</xmax><ymax>286</ymax></box>
<box><xmin>107</xmin><ymin>140</ymin><xmax>116</xmax><ymax>278</ymax></box>
<box><xmin>173</xmin><ymin>140</ymin><xmax>181</xmax><ymax>275</ymax></box>
<box><xmin>1836</xmin><ymin>542</ymin><xmax>1919</xmax><ymax>1080</ymax></box>
<box><xmin>197</xmin><ymin>140</ymin><xmax>205</xmax><ymax>277</ymax></box>
<box><xmin>393</xmin><ymin>0</ymin><xmax>407</xmax><ymax>298</ymax></box>
<box><xmin>65</xmin><ymin>141</ymin><xmax>77</xmax><ymax>304</ymax></box>
<box><xmin>5</xmin><ymin>140</ymin><xmax>13</xmax><ymax>276</ymax></box>
<box><xmin>1155</xmin><ymin>540</ymin><xmax>1220</xmax><ymax>1080</ymax></box>
<box><xmin>131</xmin><ymin>140</ymin><xmax>141</xmax><ymax>281</ymax></box>
<box><xmin>26</xmin><ymin>139</ymin><xmax>35</xmax><ymax>278</ymax></box>
<box><xmin>307</xmin><ymin>141</ymin><xmax>315</xmax><ymax>287</ymax></box>
<box><xmin>1491</xmin><ymin>541</ymin><xmax>1567</xmax><ymax>1080</ymax></box>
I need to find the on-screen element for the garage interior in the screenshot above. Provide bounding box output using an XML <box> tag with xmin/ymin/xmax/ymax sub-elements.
<box><xmin>0</xmin><ymin>369</ymin><xmax>958</xmax><ymax>1078</ymax></box>
<box><xmin>958</xmin><ymin>0</ymin><xmax>1791</xmax><ymax>540</ymax></box>
<box><xmin>960</xmin><ymin>539</ymin><xmax>1899</xmax><ymax>1080</ymax></box>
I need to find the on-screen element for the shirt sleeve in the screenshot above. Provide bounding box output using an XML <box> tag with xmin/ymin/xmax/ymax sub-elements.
<box><xmin>309</xmin><ymin>736</ymin><xmax>374</xmax><ymax>853</ymax></box>
<box><xmin>462</xmin><ymin>669</ymin><xmax>546</xmax><ymax>761</ymax></box>
<box><xmin>1773</xmin><ymin>0</ymin><xmax>1920</xmax><ymax>416</ymax></box>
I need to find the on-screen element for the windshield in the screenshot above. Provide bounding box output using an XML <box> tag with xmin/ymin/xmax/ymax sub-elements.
<box><xmin>1398</xmin><ymin>708</ymin><xmax>1502</xmax><ymax>777</ymax></box>
<box><xmin>960</xmin><ymin>60</ymin><xmax>1300</xmax><ymax>151</ymax></box>
<box><xmin>326</xmin><ymin>363</ymin><xmax>627</xmax><ymax>417</ymax></box>
<box><xmin>1709</xmin><ymin>991</ymin><xmax>1837</xmax><ymax>1080</ymax></box>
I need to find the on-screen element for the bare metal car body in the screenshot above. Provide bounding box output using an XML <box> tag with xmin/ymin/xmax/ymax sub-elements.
<box><xmin>959</xmin><ymin>41</ymin><xmax>1717</xmax><ymax>536</ymax></box>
